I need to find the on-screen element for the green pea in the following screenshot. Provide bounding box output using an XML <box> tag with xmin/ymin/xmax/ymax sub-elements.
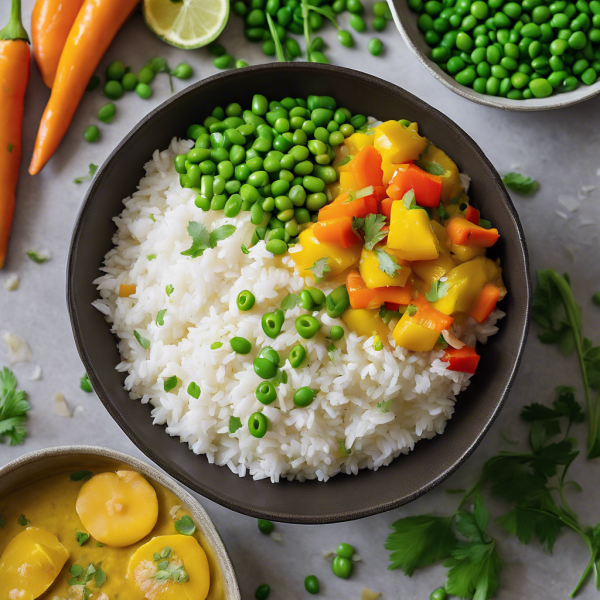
<box><xmin>259</xmin><ymin>346</ymin><xmax>280</xmax><ymax>366</ymax></box>
<box><xmin>326</xmin><ymin>285</ymin><xmax>350</xmax><ymax>318</ymax></box>
<box><xmin>106</xmin><ymin>60</ymin><xmax>126</xmax><ymax>81</ymax></box>
<box><xmin>293</xmin><ymin>386</ymin><xmax>315</xmax><ymax>407</ymax></box>
<box><xmin>84</xmin><ymin>125</ymin><xmax>100</xmax><ymax>142</ymax></box>
<box><xmin>289</xmin><ymin>344</ymin><xmax>307</xmax><ymax>368</ymax></box>
<box><xmin>294</xmin><ymin>160</ymin><xmax>314</xmax><ymax>176</ymax></box>
<box><xmin>581</xmin><ymin>66</ymin><xmax>597</xmax><ymax>84</ymax></box>
<box><xmin>248</xmin><ymin>412</ymin><xmax>269</xmax><ymax>438</ymax></box>
<box><xmin>136</xmin><ymin>83</ymin><xmax>152</xmax><ymax>99</ymax></box>
<box><xmin>349</xmin><ymin>13</ymin><xmax>367</xmax><ymax>31</ymax></box>
<box><xmin>137</xmin><ymin>66</ymin><xmax>154</xmax><ymax>84</ymax></box>
<box><xmin>280</xmin><ymin>154</ymin><xmax>295</xmax><ymax>170</ymax></box>
<box><xmin>104</xmin><ymin>80</ymin><xmax>124</xmax><ymax>100</ymax></box>
<box><xmin>257</xmin><ymin>519</ymin><xmax>274</xmax><ymax>534</ymax></box>
<box><xmin>330</xmin><ymin>326</ymin><xmax>344</xmax><ymax>341</ymax></box>
<box><xmin>195</xmin><ymin>194</ymin><xmax>210</xmax><ymax>211</ymax></box>
<box><xmin>332</xmin><ymin>556</ymin><xmax>353</xmax><ymax>579</ymax></box>
<box><xmin>98</xmin><ymin>102</ymin><xmax>116</xmax><ymax>123</ymax></box>
<box><xmin>172</xmin><ymin>63</ymin><xmax>193</xmax><ymax>79</ymax></box>
<box><xmin>368</xmin><ymin>38</ymin><xmax>385</xmax><ymax>55</ymax></box>
<box><xmin>290</xmin><ymin>145</ymin><xmax>310</xmax><ymax>162</ymax></box>
<box><xmin>430</xmin><ymin>588</ymin><xmax>448</xmax><ymax>600</ymax></box>
<box><xmin>121</xmin><ymin>72</ymin><xmax>137</xmax><ymax>91</ymax></box>
<box><xmin>224</xmin><ymin>194</ymin><xmax>243</xmax><ymax>217</ymax></box>
<box><xmin>338</xmin><ymin>29</ymin><xmax>354</xmax><ymax>47</ymax></box>
<box><xmin>253</xmin><ymin>354</ymin><xmax>278</xmax><ymax>378</ymax></box>
<box><xmin>306</xmin><ymin>193</ymin><xmax>327</xmax><ymax>210</ymax></box>
<box><xmin>265</xmin><ymin>239</ymin><xmax>288</xmax><ymax>255</ymax></box>
<box><xmin>211</xmin><ymin>194</ymin><xmax>227</xmax><ymax>211</ymax></box>
<box><xmin>230</xmin><ymin>337</ymin><xmax>252</xmax><ymax>354</ymax></box>
<box><xmin>214</xmin><ymin>54</ymin><xmax>234</xmax><ymax>69</ymax></box>
<box><xmin>529</xmin><ymin>77</ymin><xmax>553</xmax><ymax>96</ymax></box>
<box><xmin>275</xmin><ymin>195</ymin><xmax>293</xmax><ymax>211</ymax></box>
<box><xmin>303</xmin><ymin>176</ymin><xmax>325</xmax><ymax>193</ymax></box>
<box><xmin>284</xmin><ymin>218</ymin><xmax>299</xmax><ymax>236</ymax></box>
<box><xmin>256</xmin><ymin>381</ymin><xmax>277</xmax><ymax>404</ymax></box>
<box><xmin>304</xmin><ymin>575</ymin><xmax>320</xmax><ymax>594</ymax></box>
<box><xmin>295</xmin><ymin>315</ymin><xmax>321</xmax><ymax>339</ymax></box>
<box><xmin>336</xmin><ymin>542</ymin><xmax>354</xmax><ymax>558</ymax></box>
<box><xmin>295</xmin><ymin>207</ymin><xmax>310</xmax><ymax>223</ymax></box>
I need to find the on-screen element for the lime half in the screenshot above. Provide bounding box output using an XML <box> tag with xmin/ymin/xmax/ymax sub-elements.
<box><xmin>143</xmin><ymin>0</ymin><xmax>229</xmax><ymax>49</ymax></box>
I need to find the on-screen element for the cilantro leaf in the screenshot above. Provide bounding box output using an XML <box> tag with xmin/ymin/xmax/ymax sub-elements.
<box><xmin>187</xmin><ymin>382</ymin><xmax>200</xmax><ymax>399</ymax></box>
<box><xmin>379</xmin><ymin>305</ymin><xmax>401</xmax><ymax>324</ymax></box>
<box><xmin>146</xmin><ymin>57</ymin><xmax>170</xmax><ymax>73</ymax></box>
<box><xmin>26</xmin><ymin>250</ymin><xmax>50</xmax><ymax>263</ymax></box>
<box><xmin>352</xmin><ymin>216</ymin><xmax>365</xmax><ymax>232</ymax></box>
<box><xmin>406</xmin><ymin>304</ymin><xmax>417</xmax><ymax>316</ymax></box>
<box><xmin>426</xmin><ymin>280</ymin><xmax>451</xmax><ymax>302</ymax></box>
<box><xmin>241</xmin><ymin>244</ymin><xmax>250</xmax><ymax>254</ymax></box>
<box><xmin>375</xmin><ymin>248</ymin><xmax>401</xmax><ymax>277</ymax></box>
<box><xmin>133</xmin><ymin>330</ymin><xmax>150</xmax><ymax>349</ymax></box>
<box><xmin>80</xmin><ymin>374</ymin><xmax>93</xmax><ymax>393</ymax></box>
<box><xmin>18</xmin><ymin>514</ymin><xmax>30</xmax><ymax>526</ymax></box>
<box><xmin>95</xmin><ymin>566</ymin><xmax>107</xmax><ymax>587</ymax></box>
<box><xmin>502</xmin><ymin>172</ymin><xmax>539</xmax><ymax>195</ymax></box>
<box><xmin>281</xmin><ymin>293</ymin><xmax>299</xmax><ymax>311</ymax></box>
<box><xmin>0</xmin><ymin>368</ymin><xmax>30</xmax><ymax>446</ymax></box>
<box><xmin>403</xmin><ymin>189</ymin><xmax>417</xmax><ymax>210</ymax></box>
<box><xmin>175</xmin><ymin>515</ymin><xmax>196</xmax><ymax>536</ymax></box>
<box><xmin>386</xmin><ymin>515</ymin><xmax>457</xmax><ymax>575</ymax></box>
<box><xmin>209</xmin><ymin>224</ymin><xmax>236</xmax><ymax>248</ymax></box>
<box><xmin>338</xmin><ymin>439</ymin><xmax>351</xmax><ymax>455</ymax></box>
<box><xmin>479</xmin><ymin>219</ymin><xmax>492</xmax><ymax>229</ymax></box>
<box><xmin>73</xmin><ymin>163</ymin><xmax>98</xmax><ymax>184</ymax></box>
<box><xmin>147</xmin><ymin>254</ymin><xmax>156</xmax><ymax>261</ymax></box>
<box><xmin>361</xmin><ymin>213</ymin><xmax>388</xmax><ymax>250</ymax></box>
<box><xmin>181</xmin><ymin>221</ymin><xmax>210</xmax><ymax>257</ymax></box>
<box><xmin>166</xmin><ymin>284</ymin><xmax>174</xmax><ymax>297</ymax></box>
<box><xmin>497</xmin><ymin>506</ymin><xmax>563</xmax><ymax>553</ymax></box>
<box><xmin>229</xmin><ymin>416</ymin><xmax>242</xmax><ymax>433</ymax></box>
<box><xmin>164</xmin><ymin>376</ymin><xmax>178</xmax><ymax>393</ymax></box>
<box><xmin>328</xmin><ymin>342</ymin><xmax>337</xmax><ymax>363</ymax></box>
<box><xmin>76</xmin><ymin>532</ymin><xmax>90</xmax><ymax>546</ymax></box>
<box><xmin>307</xmin><ymin>258</ymin><xmax>331</xmax><ymax>283</ymax></box>
<box><xmin>156</xmin><ymin>309</ymin><xmax>167</xmax><ymax>326</ymax></box>
<box><xmin>377</xmin><ymin>399</ymin><xmax>393</xmax><ymax>412</ymax></box>
<box><xmin>422</xmin><ymin>162</ymin><xmax>446</xmax><ymax>176</ymax></box>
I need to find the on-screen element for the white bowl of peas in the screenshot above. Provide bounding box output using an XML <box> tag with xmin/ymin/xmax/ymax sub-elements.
<box><xmin>387</xmin><ymin>0</ymin><xmax>600</xmax><ymax>109</ymax></box>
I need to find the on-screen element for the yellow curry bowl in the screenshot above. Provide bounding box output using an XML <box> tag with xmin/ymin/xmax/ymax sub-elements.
<box><xmin>0</xmin><ymin>446</ymin><xmax>240</xmax><ymax>600</ymax></box>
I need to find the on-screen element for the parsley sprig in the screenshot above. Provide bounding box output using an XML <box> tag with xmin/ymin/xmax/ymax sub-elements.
<box><xmin>533</xmin><ymin>270</ymin><xmax>600</xmax><ymax>458</ymax></box>
<box><xmin>502</xmin><ymin>172</ymin><xmax>539</xmax><ymax>195</ymax></box>
<box><xmin>386</xmin><ymin>386</ymin><xmax>600</xmax><ymax>597</ymax></box>
<box><xmin>0</xmin><ymin>368</ymin><xmax>30</xmax><ymax>446</ymax></box>
<box><xmin>181</xmin><ymin>221</ymin><xmax>236</xmax><ymax>258</ymax></box>
<box><xmin>307</xmin><ymin>257</ymin><xmax>331</xmax><ymax>283</ymax></box>
<box><xmin>352</xmin><ymin>213</ymin><xmax>388</xmax><ymax>250</ymax></box>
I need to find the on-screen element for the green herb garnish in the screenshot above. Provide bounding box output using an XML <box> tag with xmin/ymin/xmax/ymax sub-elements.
<box><xmin>80</xmin><ymin>373</ymin><xmax>93</xmax><ymax>393</ymax></box>
<box><xmin>241</xmin><ymin>244</ymin><xmax>250</xmax><ymax>254</ymax></box>
<box><xmin>402</xmin><ymin>189</ymin><xmax>420</xmax><ymax>210</ymax></box>
<box><xmin>438</xmin><ymin>204</ymin><xmax>450</xmax><ymax>220</ymax></box>
<box><xmin>422</xmin><ymin>162</ymin><xmax>446</xmax><ymax>176</ymax></box>
<box><xmin>73</xmin><ymin>163</ymin><xmax>98</xmax><ymax>184</ymax></box>
<box><xmin>377</xmin><ymin>399</ymin><xmax>393</xmax><ymax>412</ymax></box>
<box><xmin>328</xmin><ymin>342</ymin><xmax>337</xmax><ymax>363</ymax></box>
<box><xmin>229</xmin><ymin>416</ymin><xmax>242</xmax><ymax>434</ymax></box>
<box><xmin>281</xmin><ymin>293</ymin><xmax>299</xmax><ymax>311</ymax></box>
<box><xmin>26</xmin><ymin>250</ymin><xmax>49</xmax><ymax>263</ymax></box>
<box><xmin>426</xmin><ymin>280</ymin><xmax>451</xmax><ymax>302</ymax></box>
<box><xmin>307</xmin><ymin>258</ymin><xmax>331</xmax><ymax>283</ymax></box>
<box><xmin>156</xmin><ymin>309</ymin><xmax>167</xmax><ymax>326</ymax></box>
<box><xmin>356</xmin><ymin>213</ymin><xmax>388</xmax><ymax>250</ymax></box>
<box><xmin>164</xmin><ymin>376</ymin><xmax>178</xmax><ymax>392</ymax></box>
<box><xmin>133</xmin><ymin>330</ymin><xmax>150</xmax><ymax>349</ymax></box>
<box><xmin>479</xmin><ymin>219</ymin><xmax>492</xmax><ymax>229</ymax></box>
<box><xmin>187</xmin><ymin>382</ymin><xmax>200</xmax><ymax>399</ymax></box>
<box><xmin>406</xmin><ymin>304</ymin><xmax>417</xmax><ymax>317</ymax></box>
<box><xmin>76</xmin><ymin>532</ymin><xmax>90</xmax><ymax>546</ymax></box>
<box><xmin>210</xmin><ymin>342</ymin><xmax>223</xmax><ymax>349</ymax></box>
<box><xmin>338</xmin><ymin>439</ymin><xmax>351</xmax><ymax>455</ymax></box>
<box><xmin>67</xmin><ymin>562</ymin><xmax>99</xmax><ymax>599</ymax></box>
<box><xmin>175</xmin><ymin>515</ymin><xmax>196</xmax><ymax>536</ymax></box>
<box><xmin>69</xmin><ymin>471</ymin><xmax>93</xmax><ymax>482</ymax></box>
<box><xmin>375</xmin><ymin>248</ymin><xmax>402</xmax><ymax>277</ymax></box>
<box><xmin>502</xmin><ymin>172</ymin><xmax>539</xmax><ymax>195</ymax></box>
<box><xmin>166</xmin><ymin>284</ymin><xmax>174</xmax><ymax>297</ymax></box>
<box><xmin>0</xmin><ymin>368</ymin><xmax>30</xmax><ymax>446</ymax></box>
<box><xmin>17</xmin><ymin>514</ymin><xmax>30</xmax><ymax>526</ymax></box>
<box><xmin>379</xmin><ymin>305</ymin><xmax>401</xmax><ymax>324</ymax></box>
<box><xmin>147</xmin><ymin>254</ymin><xmax>157</xmax><ymax>261</ymax></box>
<box><xmin>181</xmin><ymin>222</ymin><xmax>236</xmax><ymax>258</ymax></box>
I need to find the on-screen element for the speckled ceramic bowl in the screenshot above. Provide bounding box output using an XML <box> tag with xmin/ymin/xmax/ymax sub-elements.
<box><xmin>68</xmin><ymin>63</ymin><xmax>530</xmax><ymax>524</ymax></box>
<box><xmin>388</xmin><ymin>0</ymin><xmax>600</xmax><ymax>111</ymax></box>
<box><xmin>0</xmin><ymin>445</ymin><xmax>240</xmax><ymax>600</ymax></box>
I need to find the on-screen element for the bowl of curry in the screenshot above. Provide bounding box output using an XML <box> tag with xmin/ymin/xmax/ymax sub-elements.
<box><xmin>0</xmin><ymin>446</ymin><xmax>240</xmax><ymax>600</ymax></box>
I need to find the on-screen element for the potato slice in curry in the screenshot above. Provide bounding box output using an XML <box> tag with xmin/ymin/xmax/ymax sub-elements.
<box><xmin>127</xmin><ymin>534</ymin><xmax>210</xmax><ymax>600</ymax></box>
<box><xmin>0</xmin><ymin>527</ymin><xmax>69</xmax><ymax>600</ymax></box>
<box><xmin>76</xmin><ymin>470</ymin><xmax>159</xmax><ymax>547</ymax></box>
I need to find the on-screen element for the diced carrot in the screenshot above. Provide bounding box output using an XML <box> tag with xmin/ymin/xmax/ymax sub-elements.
<box><xmin>446</xmin><ymin>216</ymin><xmax>500</xmax><ymax>248</ymax></box>
<box><xmin>380</xmin><ymin>197</ymin><xmax>395</xmax><ymax>218</ymax></box>
<box><xmin>350</xmin><ymin>145</ymin><xmax>384</xmax><ymax>189</ymax></box>
<box><xmin>410</xmin><ymin>295</ymin><xmax>454</xmax><ymax>332</ymax></box>
<box><xmin>119</xmin><ymin>283</ymin><xmax>136</xmax><ymax>297</ymax></box>
<box><xmin>465</xmin><ymin>205</ymin><xmax>480</xmax><ymax>225</ymax></box>
<box><xmin>469</xmin><ymin>283</ymin><xmax>500</xmax><ymax>323</ymax></box>
<box><xmin>347</xmin><ymin>271</ymin><xmax>413</xmax><ymax>310</ymax></box>
<box><xmin>373</xmin><ymin>185</ymin><xmax>387</xmax><ymax>202</ymax></box>
<box><xmin>387</xmin><ymin>164</ymin><xmax>442</xmax><ymax>207</ymax></box>
<box><xmin>318</xmin><ymin>191</ymin><xmax>377</xmax><ymax>221</ymax></box>
<box><xmin>313</xmin><ymin>216</ymin><xmax>362</xmax><ymax>248</ymax></box>
<box><xmin>442</xmin><ymin>346</ymin><xmax>480</xmax><ymax>374</ymax></box>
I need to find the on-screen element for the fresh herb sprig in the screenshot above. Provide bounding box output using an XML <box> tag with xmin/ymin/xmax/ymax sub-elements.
<box><xmin>181</xmin><ymin>222</ymin><xmax>236</xmax><ymax>258</ymax></box>
<box><xmin>533</xmin><ymin>269</ymin><xmax>600</xmax><ymax>458</ymax></box>
<box><xmin>0</xmin><ymin>368</ymin><xmax>30</xmax><ymax>446</ymax></box>
<box><xmin>502</xmin><ymin>172</ymin><xmax>539</xmax><ymax>195</ymax></box>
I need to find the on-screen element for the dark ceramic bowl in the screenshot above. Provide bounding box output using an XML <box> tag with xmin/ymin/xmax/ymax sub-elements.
<box><xmin>67</xmin><ymin>63</ymin><xmax>530</xmax><ymax>524</ymax></box>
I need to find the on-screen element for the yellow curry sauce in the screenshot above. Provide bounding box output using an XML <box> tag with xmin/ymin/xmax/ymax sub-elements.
<box><xmin>0</xmin><ymin>465</ymin><xmax>224</xmax><ymax>600</ymax></box>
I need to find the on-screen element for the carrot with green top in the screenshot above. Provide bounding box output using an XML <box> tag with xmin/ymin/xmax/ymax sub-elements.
<box><xmin>0</xmin><ymin>0</ymin><xmax>30</xmax><ymax>269</ymax></box>
<box><xmin>29</xmin><ymin>0</ymin><xmax>140</xmax><ymax>175</ymax></box>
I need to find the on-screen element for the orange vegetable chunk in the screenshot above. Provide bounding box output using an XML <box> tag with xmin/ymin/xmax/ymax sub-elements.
<box><xmin>446</xmin><ymin>217</ymin><xmax>500</xmax><ymax>248</ymax></box>
<box><xmin>350</xmin><ymin>145</ymin><xmax>384</xmax><ymax>189</ymax></box>
<box><xmin>442</xmin><ymin>345</ymin><xmax>480</xmax><ymax>374</ymax></box>
<box><xmin>469</xmin><ymin>283</ymin><xmax>500</xmax><ymax>323</ymax></box>
<box><xmin>387</xmin><ymin>164</ymin><xmax>443</xmax><ymax>207</ymax></box>
<box><xmin>313</xmin><ymin>217</ymin><xmax>362</xmax><ymax>248</ymax></box>
<box><xmin>318</xmin><ymin>191</ymin><xmax>377</xmax><ymax>221</ymax></box>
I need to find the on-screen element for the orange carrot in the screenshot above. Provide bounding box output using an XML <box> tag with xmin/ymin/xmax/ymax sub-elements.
<box><xmin>469</xmin><ymin>283</ymin><xmax>500</xmax><ymax>323</ymax></box>
<box><xmin>446</xmin><ymin>216</ymin><xmax>500</xmax><ymax>248</ymax></box>
<box><xmin>373</xmin><ymin>185</ymin><xmax>387</xmax><ymax>202</ymax></box>
<box><xmin>318</xmin><ymin>190</ymin><xmax>377</xmax><ymax>221</ymax></box>
<box><xmin>350</xmin><ymin>145</ymin><xmax>383</xmax><ymax>189</ymax></box>
<box><xmin>119</xmin><ymin>283</ymin><xmax>136</xmax><ymax>297</ymax></box>
<box><xmin>313</xmin><ymin>217</ymin><xmax>362</xmax><ymax>248</ymax></box>
<box><xmin>0</xmin><ymin>0</ymin><xmax>30</xmax><ymax>269</ymax></box>
<box><xmin>380</xmin><ymin>197</ymin><xmax>395</xmax><ymax>218</ymax></box>
<box><xmin>31</xmin><ymin>0</ymin><xmax>85</xmax><ymax>88</ymax></box>
<box><xmin>442</xmin><ymin>346</ymin><xmax>480</xmax><ymax>374</ymax></box>
<box><xmin>347</xmin><ymin>271</ymin><xmax>413</xmax><ymax>309</ymax></box>
<box><xmin>29</xmin><ymin>0</ymin><xmax>140</xmax><ymax>175</ymax></box>
<box><xmin>464</xmin><ymin>204</ymin><xmax>480</xmax><ymax>225</ymax></box>
<box><xmin>387</xmin><ymin>164</ymin><xmax>442</xmax><ymax>207</ymax></box>
<box><xmin>410</xmin><ymin>295</ymin><xmax>454</xmax><ymax>332</ymax></box>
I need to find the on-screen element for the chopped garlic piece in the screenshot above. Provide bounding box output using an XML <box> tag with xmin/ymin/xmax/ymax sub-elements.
<box><xmin>361</xmin><ymin>588</ymin><xmax>381</xmax><ymax>600</ymax></box>
<box><xmin>53</xmin><ymin>392</ymin><xmax>72</xmax><ymax>418</ymax></box>
<box><xmin>270</xmin><ymin>532</ymin><xmax>282</xmax><ymax>543</ymax></box>
<box><xmin>2</xmin><ymin>332</ymin><xmax>32</xmax><ymax>364</ymax></box>
<box><xmin>5</xmin><ymin>274</ymin><xmax>19</xmax><ymax>291</ymax></box>
<box><xmin>29</xmin><ymin>364</ymin><xmax>42</xmax><ymax>380</ymax></box>
<box><xmin>169</xmin><ymin>504</ymin><xmax>182</xmax><ymax>520</ymax></box>
<box><xmin>459</xmin><ymin>172</ymin><xmax>471</xmax><ymax>193</ymax></box>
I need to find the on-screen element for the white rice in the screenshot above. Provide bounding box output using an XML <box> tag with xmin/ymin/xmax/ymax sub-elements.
<box><xmin>94</xmin><ymin>137</ymin><xmax>504</xmax><ymax>482</ymax></box>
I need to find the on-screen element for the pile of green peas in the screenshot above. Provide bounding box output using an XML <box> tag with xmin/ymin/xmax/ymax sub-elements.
<box><xmin>231</xmin><ymin>0</ymin><xmax>392</xmax><ymax>62</ymax></box>
<box><xmin>332</xmin><ymin>542</ymin><xmax>355</xmax><ymax>578</ymax></box>
<box><xmin>83</xmin><ymin>59</ymin><xmax>193</xmax><ymax>143</ymax></box>
<box><xmin>409</xmin><ymin>0</ymin><xmax>600</xmax><ymax>98</ymax></box>
<box><xmin>177</xmin><ymin>93</ymin><xmax>369</xmax><ymax>256</ymax></box>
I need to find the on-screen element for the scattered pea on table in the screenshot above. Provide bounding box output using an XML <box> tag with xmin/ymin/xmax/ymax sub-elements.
<box><xmin>257</xmin><ymin>518</ymin><xmax>274</xmax><ymax>534</ymax></box>
<box><xmin>304</xmin><ymin>575</ymin><xmax>320</xmax><ymax>594</ymax></box>
<box><xmin>136</xmin><ymin>83</ymin><xmax>152</xmax><ymax>99</ymax></box>
<box><xmin>98</xmin><ymin>103</ymin><xmax>116</xmax><ymax>123</ymax></box>
<box><xmin>84</xmin><ymin>125</ymin><xmax>99</xmax><ymax>142</ymax></box>
<box><xmin>104</xmin><ymin>80</ymin><xmax>123</xmax><ymax>100</ymax></box>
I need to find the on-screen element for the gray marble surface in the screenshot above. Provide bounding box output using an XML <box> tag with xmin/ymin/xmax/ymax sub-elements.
<box><xmin>1</xmin><ymin>2</ymin><xmax>600</xmax><ymax>598</ymax></box>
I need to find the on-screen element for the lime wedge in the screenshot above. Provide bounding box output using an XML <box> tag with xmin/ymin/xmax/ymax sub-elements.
<box><xmin>143</xmin><ymin>0</ymin><xmax>229</xmax><ymax>49</ymax></box>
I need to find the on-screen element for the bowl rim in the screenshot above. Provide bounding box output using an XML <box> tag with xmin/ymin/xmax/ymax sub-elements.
<box><xmin>0</xmin><ymin>445</ymin><xmax>241</xmax><ymax>599</ymax></box>
<box><xmin>67</xmin><ymin>62</ymin><xmax>531</xmax><ymax>523</ymax></box>
<box><xmin>387</xmin><ymin>0</ymin><xmax>600</xmax><ymax>112</ymax></box>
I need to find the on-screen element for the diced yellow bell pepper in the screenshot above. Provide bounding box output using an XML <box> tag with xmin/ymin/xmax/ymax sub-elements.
<box><xmin>450</xmin><ymin>243</ymin><xmax>486</xmax><ymax>262</ymax></box>
<box><xmin>392</xmin><ymin>313</ymin><xmax>440</xmax><ymax>351</ymax></box>
<box><xmin>387</xmin><ymin>202</ymin><xmax>439</xmax><ymax>261</ymax></box>
<box><xmin>417</xmin><ymin>143</ymin><xmax>463</xmax><ymax>204</ymax></box>
<box><xmin>359</xmin><ymin>247</ymin><xmax>412</xmax><ymax>288</ymax></box>
<box><xmin>432</xmin><ymin>256</ymin><xmax>498</xmax><ymax>315</ymax></box>
<box><xmin>381</xmin><ymin>157</ymin><xmax>401</xmax><ymax>186</ymax></box>
<box><xmin>292</xmin><ymin>226</ymin><xmax>361</xmax><ymax>281</ymax></box>
<box><xmin>344</xmin><ymin>131</ymin><xmax>375</xmax><ymax>154</ymax></box>
<box><xmin>342</xmin><ymin>308</ymin><xmax>391</xmax><ymax>341</ymax></box>
<box><xmin>339</xmin><ymin>171</ymin><xmax>358</xmax><ymax>194</ymax></box>
<box><xmin>374</xmin><ymin>120</ymin><xmax>428</xmax><ymax>164</ymax></box>
<box><xmin>411</xmin><ymin>221</ymin><xmax>457</xmax><ymax>282</ymax></box>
